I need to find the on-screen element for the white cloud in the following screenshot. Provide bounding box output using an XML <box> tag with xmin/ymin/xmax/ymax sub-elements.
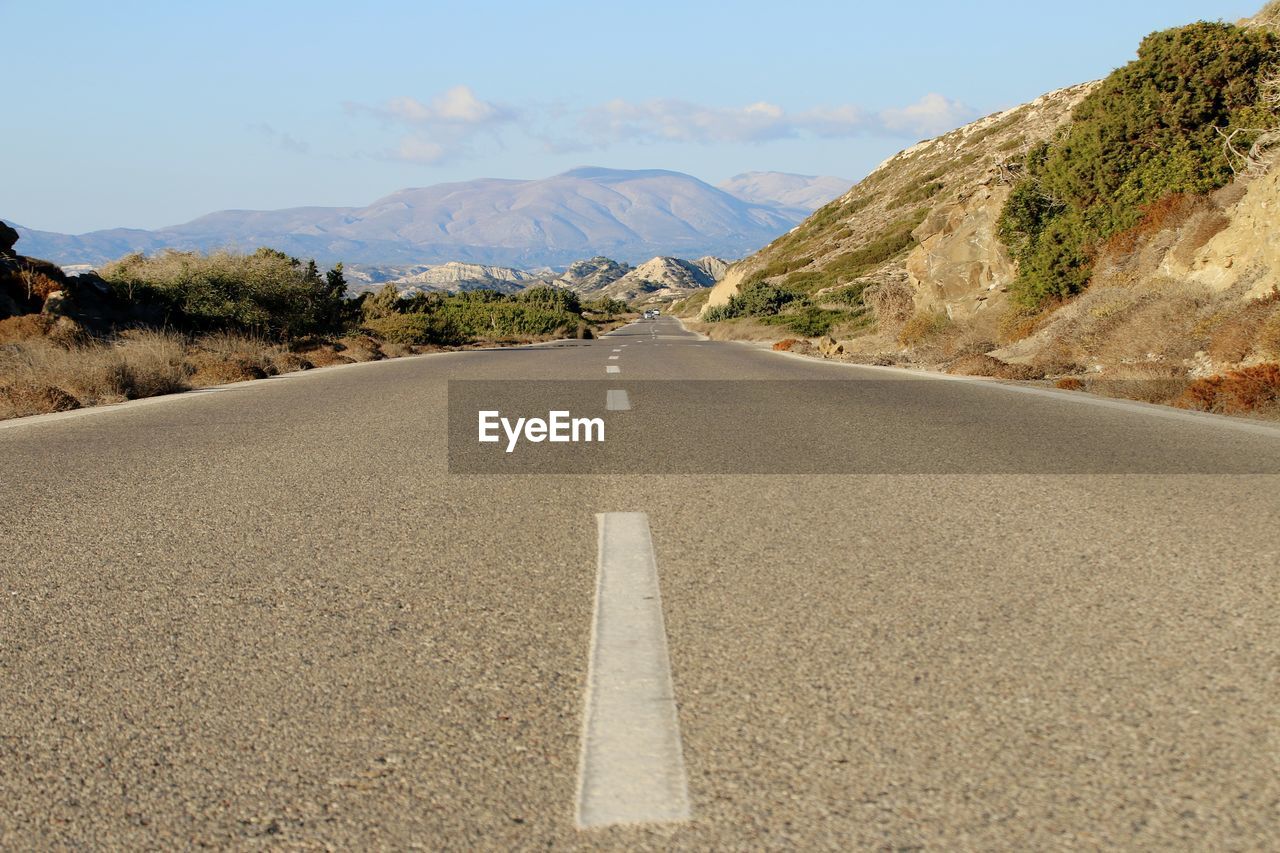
<box><xmin>395</xmin><ymin>138</ymin><xmax>448</xmax><ymax>165</ymax></box>
<box><xmin>348</xmin><ymin>85</ymin><xmax>517</xmax><ymax>165</ymax></box>
<box><xmin>879</xmin><ymin>94</ymin><xmax>975</xmax><ymax>137</ymax></box>
<box><xmin>350</xmin><ymin>85</ymin><xmax>515</xmax><ymax>128</ymax></box>
<box><xmin>349</xmin><ymin>86</ymin><xmax>976</xmax><ymax>165</ymax></box>
<box><xmin>568</xmin><ymin>94</ymin><xmax>975</xmax><ymax>148</ymax></box>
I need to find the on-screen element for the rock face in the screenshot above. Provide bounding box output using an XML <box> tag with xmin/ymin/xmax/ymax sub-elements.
<box><xmin>1178</xmin><ymin>167</ymin><xmax>1280</xmax><ymax>300</ymax></box>
<box><xmin>905</xmin><ymin>180</ymin><xmax>1016</xmax><ymax>330</ymax></box>
<box><xmin>0</xmin><ymin>221</ymin><xmax>18</xmax><ymax>255</ymax></box>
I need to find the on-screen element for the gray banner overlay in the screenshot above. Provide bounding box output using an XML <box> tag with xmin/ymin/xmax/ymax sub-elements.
<box><xmin>447</xmin><ymin>380</ymin><xmax>1280</xmax><ymax>474</ymax></box>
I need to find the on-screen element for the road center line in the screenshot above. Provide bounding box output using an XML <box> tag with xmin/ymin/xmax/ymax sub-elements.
<box><xmin>605</xmin><ymin>390</ymin><xmax>630</xmax><ymax>411</ymax></box>
<box><xmin>608</xmin><ymin>355</ymin><xmax>620</xmax><ymax>360</ymax></box>
<box><xmin>606</xmin><ymin>365</ymin><xmax>621</xmax><ymax>374</ymax></box>
<box><xmin>576</xmin><ymin>513</ymin><xmax>690</xmax><ymax>829</ymax></box>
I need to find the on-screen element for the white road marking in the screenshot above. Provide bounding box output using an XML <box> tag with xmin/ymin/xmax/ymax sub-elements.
<box><xmin>608</xmin><ymin>355</ymin><xmax>620</xmax><ymax>360</ymax></box>
<box><xmin>606</xmin><ymin>390</ymin><xmax>631</xmax><ymax>411</ymax></box>
<box><xmin>612</xmin><ymin>348</ymin><xmax>622</xmax><ymax>353</ymax></box>
<box><xmin>576</xmin><ymin>513</ymin><xmax>690</xmax><ymax>829</ymax></box>
<box><xmin>606</xmin><ymin>366</ymin><xmax>621</xmax><ymax>374</ymax></box>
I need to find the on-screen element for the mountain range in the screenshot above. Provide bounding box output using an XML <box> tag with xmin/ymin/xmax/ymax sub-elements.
<box><xmin>5</xmin><ymin>169</ymin><xmax>848</xmax><ymax>270</ymax></box>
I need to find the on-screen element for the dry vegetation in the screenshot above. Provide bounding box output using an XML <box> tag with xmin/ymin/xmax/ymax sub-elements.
<box><xmin>0</xmin><ymin>317</ymin><xmax>429</xmax><ymax>421</ymax></box>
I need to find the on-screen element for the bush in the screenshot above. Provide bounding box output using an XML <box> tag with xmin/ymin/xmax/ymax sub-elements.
<box><xmin>187</xmin><ymin>332</ymin><xmax>279</xmax><ymax>385</ymax></box>
<box><xmin>361</xmin><ymin>312</ymin><xmax>439</xmax><ymax>345</ymax></box>
<box><xmin>1180</xmin><ymin>362</ymin><xmax>1280</xmax><ymax>413</ymax></box>
<box><xmin>762</xmin><ymin>306</ymin><xmax>849</xmax><ymax>337</ymax></box>
<box><xmin>999</xmin><ymin>22</ymin><xmax>1280</xmax><ymax>306</ymax></box>
<box><xmin>898</xmin><ymin>310</ymin><xmax>952</xmax><ymax>346</ymax></box>
<box><xmin>0</xmin><ymin>331</ymin><xmax>189</xmax><ymax>416</ymax></box>
<box><xmin>705</xmin><ymin>280</ymin><xmax>803</xmax><ymax>322</ymax></box>
<box><xmin>99</xmin><ymin>248</ymin><xmax>348</xmax><ymax>338</ymax></box>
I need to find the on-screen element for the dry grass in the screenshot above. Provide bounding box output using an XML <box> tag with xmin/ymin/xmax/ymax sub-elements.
<box><xmin>897</xmin><ymin>310</ymin><xmax>952</xmax><ymax>347</ymax></box>
<box><xmin>998</xmin><ymin>302</ymin><xmax>1061</xmax><ymax>344</ymax></box>
<box><xmin>862</xmin><ymin>278</ymin><xmax>914</xmax><ymax>336</ymax></box>
<box><xmin>187</xmin><ymin>332</ymin><xmax>280</xmax><ymax>386</ymax></box>
<box><xmin>1055</xmin><ymin>377</ymin><xmax>1086</xmax><ymax>391</ymax></box>
<box><xmin>1205</xmin><ymin>291</ymin><xmax>1280</xmax><ymax>364</ymax></box>
<box><xmin>946</xmin><ymin>353</ymin><xmax>1044</xmax><ymax>380</ymax></box>
<box><xmin>0</xmin><ymin>314</ymin><xmax>88</xmax><ymax>347</ymax></box>
<box><xmin>1014</xmin><ymin>280</ymin><xmax>1279</xmax><ymax>376</ymax></box>
<box><xmin>334</xmin><ymin>335</ymin><xmax>385</xmax><ymax>362</ymax></box>
<box><xmin>0</xmin><ymin>331</ymin><xmax>189</xmax><ymax>419</ymax></box>
<box><xmin>686</xmin><ymin>318</ymin><xmax>785</xmax><ymax>342</ymax></box>
<box><xmin>1087</xmin><ymin>363</ymin><xmax>1193</xmax><ymax>405</ymax></box>
<box><xmin>1179</xmin><ymin>363</ymin><xmax>1280</xmax><ymax>415</ymax></box>
<box><xmin>1259</xmin><ymin>304</ymin><xmax>1280</xmax><ymax>358</ymax></box>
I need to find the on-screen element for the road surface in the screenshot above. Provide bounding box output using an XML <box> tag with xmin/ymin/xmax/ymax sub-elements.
<box><xmin>3</xmin><ymin>316</ymin><xmax>1279</xmax><ymax>848</ymax></box>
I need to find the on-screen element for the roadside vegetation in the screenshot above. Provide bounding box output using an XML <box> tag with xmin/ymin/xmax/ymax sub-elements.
<box><xmin>0</xmin><ymin>243</ymin><xmax>616</xmax><ymax>420</ymax></box>
<box><xmin>702</xmin><ymin>280</ymin><xmax>870</xmax><ymax>338</ymax></box>
<box><xmin>997</xmin><ymin>21</ymin><xmax>1280</xmax><ymax>306</ymax></box>
<box><xmin>693</xmin><ymin>14</ymin><xmax>1280</xmax><ymax>419</ymax></box>
<box><xmin>358</xmin><ymin>283</ymin><xmax>596</xmax><ymax>345</ymax></box>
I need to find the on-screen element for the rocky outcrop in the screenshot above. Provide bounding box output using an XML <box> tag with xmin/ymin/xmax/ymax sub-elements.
<box><xmin>1177</xmin><ymin>167</ymin><xmax>1280</xmax><ymax>300</ymax></box>
<box><xmin>600</xmin><ymin>256</ymin><xmax>727</xmax><ymax>303</ymax></box>
<box><xmin>691</xmin><ymin>256</ymin><xmax>729</xmax><ymax>281</ymax></box>
<box><xmin>389</xmin><ymin>261</ymin><xmax>538</xmax><ymax>294</ymax></box>
<box><xmin>905</xmin><ymin>179</ymin><xmax>1016</xmax><ymax>331</ymax></box>
<box><xmin>0</xmin><ymin>229</ymin><xmax>161</xmax><ymax>329</ymax></box>
<box><xmin>0</xmin><ymin>221</ymin><xmax>19</xmax><ymax>256</ymax></box>
<box><xmin>554</xmin><ymin>256</ymin><xmax>632</xmax><ymax>293</ymax></box>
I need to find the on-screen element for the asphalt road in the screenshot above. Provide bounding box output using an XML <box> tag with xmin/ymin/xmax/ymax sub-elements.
<box><xmin>3</xmin><ymin>315</ymin><xmax>1279</xmax><ymax>849</ymax></box>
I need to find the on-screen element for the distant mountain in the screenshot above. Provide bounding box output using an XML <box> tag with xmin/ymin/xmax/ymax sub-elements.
<box><xmin>718</xmin><ymin>172</ymin><xmax>852</xmax><ymax>214</ymax></box>
<box><xmin>6</xmin><ymin>168</ymin><xmax>806</xmax><ymax>268</ymax></box>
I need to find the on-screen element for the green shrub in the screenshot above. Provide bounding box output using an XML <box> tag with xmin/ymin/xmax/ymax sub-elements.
<box><xmin>777</xmin><ymin>307</ymin><xmax>848</xmax><ymax>337</ymax></box>
<box><xmin>360</xmin><ymin>312</ymin><xmax>439</xmax><ymax>345</ymax></box>
<box><xmin>100</xmin><ymin>248</ymin><xmax>348</xmax><ymax>338</ymax></box>
<box><xmin>890</xmin><ymin>180</ymin><xmax>944</xmax><ymax>209</ymax></box>
<box><xmin>999</xmin><ymin>21</ymin><xmax>1280</xmax><ymax>306</ymax></box>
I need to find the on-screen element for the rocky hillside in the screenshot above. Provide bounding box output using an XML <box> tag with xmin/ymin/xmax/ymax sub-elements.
<box><xmin>706</xmin><ymin>82</ymin><xmax>1097</xmax><ymax>324</ymax></box>
<box><xmin>549</xmin><ymin>257</ymin><xmax>633</xmax><ymax>293</ymax></box>
<box><xmin>383</xmin><ymin>261</ymin><xmax>539</xmax><ymax>295</ymax></box>
<box><xmin>701</xmin><ymin>6</ymin><xmax>1280</xmax><ymax>416</ymax></box>
<box><xmin>598</xmin><ymin>256</ymin><xmax>728</xmax><ymax>304</ymax></box>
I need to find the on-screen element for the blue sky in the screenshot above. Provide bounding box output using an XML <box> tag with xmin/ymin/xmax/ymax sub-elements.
<box><xmin>1</xmin><ymin>0</ymin><xmax>1263</xmax><ymax>233</ymax></box>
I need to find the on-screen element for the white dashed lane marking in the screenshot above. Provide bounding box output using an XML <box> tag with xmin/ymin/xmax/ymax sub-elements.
<box><xmin>576</xmin><ymin>513</ymin><xmax>690</xmax><ymax>829</ymax></box>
